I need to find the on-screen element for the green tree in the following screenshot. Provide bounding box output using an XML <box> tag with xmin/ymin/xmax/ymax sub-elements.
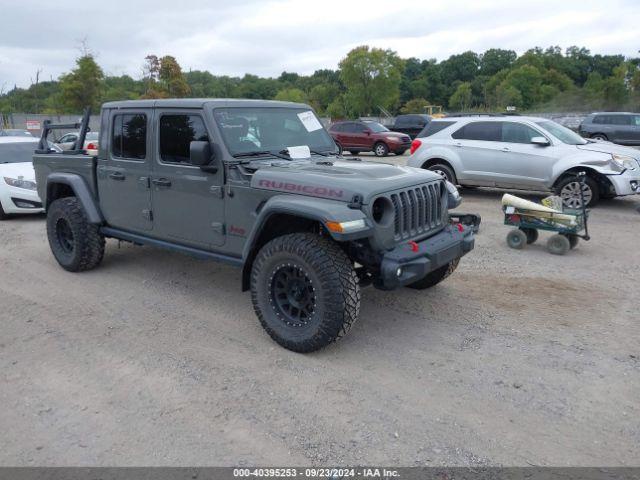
<box><xmin>480</xmin><ymin>49</ymin><xmax>517</xmax><ymax>76</ymax></box>
<box><xmin>496</xmin><ymin>83</ymin><xmax>523</xmax><ymax>108</ymax></box>
<box><xmin>400</xmin><ymin>98</ymin><xmax>430</xmax><ymax>114</ymax></box>
<box><xmin>274</xmin><ymin>87</ymin><xmax>307</xmax><ymax>103</ymax></box>
<box><xmin>58</xmin><ymin>54</ymin><xmax>104</xmax><ymax>112</ymax></box>
<box><xmin>159</xmin><ymin>56</ymin><xmax>190</xmax><ymax>97</ymax></box>
<box><xmin>339</xmin><ymin>46</ymin><xmax>403</xmax><ymax>116</ymax></box>
<box><xmin>448</xmin><ymin>82</ymin><xmax>472</xmax><ymax>111</ymax></box>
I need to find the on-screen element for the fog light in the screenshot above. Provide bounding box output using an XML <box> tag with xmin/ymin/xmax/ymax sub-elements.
<box><xmin>396</xmin><ymin>267</ymin><xmax>403</xmax><ymax>277</ymax></box>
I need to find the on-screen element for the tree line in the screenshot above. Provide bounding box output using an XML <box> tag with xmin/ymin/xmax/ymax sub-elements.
<box><xmin>1</xmin><ymin>46</ymin><xmax>639</xmax><ymax>118</ymax></box>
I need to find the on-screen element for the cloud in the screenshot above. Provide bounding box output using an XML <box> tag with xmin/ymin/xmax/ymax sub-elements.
<box><xmin>0</xmin><ymin>0</ymin><xmax>638</xmax><ymax>89</ymax></box>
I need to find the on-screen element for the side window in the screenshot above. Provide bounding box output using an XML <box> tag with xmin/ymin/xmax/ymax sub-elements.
<box><xmin>418</xmin><ymin>121</ymin><xmax>455</xmax><ymax>138</ymax></box>
<box><xmin>501</xmin><ymin>122</ymin><xmax>541</xmax><ymax>144</ymax></box>
<box><xmin>353</xmin><ymin>123</ymin><xmax>367</xmax><ymax>133</ymax></box>
<box><xmin>610</xmin><ymin>115</ymin><xmax>631</xmax><ymax>126</ymax></box>
<box><xmin>112</xmin><ymin>113</ymin><xmax>147</xmax><ymax>159</ymax></box>
<box><xmin>159</xmin><ymin>114</ymin><xmax>209</xmax><ymax>164</ymax></box>
<box><xmin>633</xmin><ymin>115</ymin><xmax>640</xmax><ymax>126</ymax></box>
<box><xmin>395</xmin><ymin>116</ymin><xmax>409</xmax><ymax>127</ymax></box>
<box><xmin>592</xmin><ymin>115</ymin><xmax>606</xmax><ymax>125</ymax></box>
<box><xmin>331</xmin><ymin>124</ymin><xmax>343</xmax><ymax>132</ymax></box>
<box><xmin>452</xmin><ymin>121</ymin><xmax>501</xmax><ymax>141</ymax></box>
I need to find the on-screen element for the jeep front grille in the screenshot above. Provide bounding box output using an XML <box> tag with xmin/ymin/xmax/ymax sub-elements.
<box><xmin>389</xmin><ymin>181</ymin><xmax>446</xmax><ymax>240</ymax></box>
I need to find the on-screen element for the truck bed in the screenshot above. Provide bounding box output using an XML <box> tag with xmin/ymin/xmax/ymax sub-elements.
<box><xmin>33</xmin><ymin>153</ymin><xmax>98</xmax><ymax>209</ymax></box>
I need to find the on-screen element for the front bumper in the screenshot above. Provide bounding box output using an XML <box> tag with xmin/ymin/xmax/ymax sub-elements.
<box><xmin>607</xmin><ymin>172</ymin><xmax>640</xmax><ymax>196</ymax></box>
<box><xmin>0</xmin><ymin>185</ymin><xmax>43</xmax><ymax>215</ymax></box>
<box><xmin>375</xmin><ymin>222</ymin><xmax>476</xmax><ymax>290</ymax></box>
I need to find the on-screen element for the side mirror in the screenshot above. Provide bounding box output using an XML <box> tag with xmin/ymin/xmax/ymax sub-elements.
<box><xmin>190</xmin><ymin>141</ymin><xmax>217</xmax><ymax>172</ymax></box>
<box><xmin>531</xmin><ymin>136</ymin><xmax>550</xmax><ymax>146</ymax></box>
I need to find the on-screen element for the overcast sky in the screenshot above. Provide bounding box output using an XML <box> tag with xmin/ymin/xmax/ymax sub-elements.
<box><xmin>1</xmin><ymin>0</ymin><xmax>639</xmax><ymax>90</ymax></box>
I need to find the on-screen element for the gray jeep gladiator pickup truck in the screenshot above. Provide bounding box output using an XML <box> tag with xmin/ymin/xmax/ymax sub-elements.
<box><xmin>33</xmin><ymin>99</ymin><xmax>478</xmax><ymax>352</ymax></box>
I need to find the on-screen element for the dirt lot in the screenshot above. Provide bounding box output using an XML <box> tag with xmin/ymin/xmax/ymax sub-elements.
<box><xmin>1</xmin><ymin>156</ymin><xmax>639</xmax><ymax>466</ymax></box>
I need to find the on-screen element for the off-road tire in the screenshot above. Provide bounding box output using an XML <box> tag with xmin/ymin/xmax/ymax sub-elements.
<box><xmin>374</xmin><ymin>142</ymin><xmax>389</xmax><ymax>157</ymax></box>
<box><xmin>0</xmin><ymin>201</ymin><xmax>8</xmax><ymax>220</ymax></box>
<box><xmin>46</xmin><ymin>197</ymin><xmax>105</xmax><ymax>272</ymax></box>
<box><xmin>250</xmin><ymin>233</ymin><xmax>360</xmax><ymax>353</ymax></box>
<box><xmin>406</xmin><ymin>259</ymin><xmax>460</xmax><ymax>290</ymax></box>
<box><xmin>521</xmin><ymin>227</ymin><xmax>539</xmax><ymax>244</ymax></box>
<box><xmin>555</xmin><ymin>175</ymin><xmax>599</xmax><ymax>208</ymax></box>
<box><xmin>547</xmin><ymin>234</ymin><xmax>570</xmax><ymax>255</ymax></box>
<box><xmin>506</xmin><ymin>228</ymin><xmax>527</xmax><ymax>249</ymax></box>
<box><xmin>426</xmin><ymin>163</ymin><xmax>456</xmax><ymax>184</ymax></box>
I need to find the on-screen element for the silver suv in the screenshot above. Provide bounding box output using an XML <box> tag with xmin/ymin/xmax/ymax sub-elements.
<box><xmin>407</xmin><ymin>116</ymin><xmax>640</xmax><ymax>208</ymax></box>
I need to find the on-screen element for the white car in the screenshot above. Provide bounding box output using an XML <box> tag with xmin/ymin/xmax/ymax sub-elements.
<box><xmin>55</xmin><ymin>131</ymin><xmax>99</xmax><ymax>151</ymax></box>
<box><xmin>0</xmin><ymin>137</ymin><xmax>46</xmax><ymax>219</ymax></box>
<box><xmin>407</xmin><ymin>116</ymin><xmax>640</xmax><ymax>208</ymax></box>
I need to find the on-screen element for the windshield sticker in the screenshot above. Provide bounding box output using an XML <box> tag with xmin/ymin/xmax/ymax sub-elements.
<box><xmin>286</xmin><ymin>145</ymin><xmax>311</xmax><ymax>159</ymax></box>
<box><xmin>297</xmin><ymin>111</ymin><xmax>323</xmax><ymax>132</ymax></box>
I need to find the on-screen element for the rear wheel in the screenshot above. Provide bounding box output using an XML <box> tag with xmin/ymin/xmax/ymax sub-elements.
<box><xmin>566</xmin><ymin>234</ymin><xmax>580</xmax><ymax>249</ymax></box>
<box><xmin>349</xmin><ymin>150</ymin><xmax>360</xmax><ymax>155</ymax></box>
<box><xmin>46</xmin><ymin>197</ymin><xmax>105</xmax><ymax>272</ymax></box>
<box><xmin>591</xmin><ymin>134</ymin><xmax>608</xmax><ymax>141</ymax></box>
<box><xmin>394</xmin><ymin>149</ymin><xmax>407</xmax><ymax>156</ymax></box>
<box><xmin>406</xmin><ymin>259</ymin><xmax>459</xmax><ymax>290</ymax></box>
<box><xmin>374</xmin><ymin>142</ymin><xmax>389</xmax><ymax>157</ymax></box>
<box><xmin>506</xmin><ymin>229</ymin><xmax>527</xmax><ymax>249</ymax></box>
<box><xmin>556</xmin><ymin>175</ymin><xmax>599</xmax><ymax>208</ymax></box>
<box><xmin>426</xmin><ymin>163</ymin><xmax>456</xmax><ymax>184</ymax></box>
<box><xmin>521</xmin><ymin>227</ymin><xmax>539</xmax><ymax>244</ymax></box>
<box><xmin>250</xmin><ymin>233</ymin><xmax>360</xmax><ymax>353</ymax></box>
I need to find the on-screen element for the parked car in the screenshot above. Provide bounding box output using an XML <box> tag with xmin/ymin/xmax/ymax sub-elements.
<box><xmin>0</xmin><ymin>129</ymin><xmax>34</xmax><ymax>137</ymax></box>
<box><xmin>391</xmin><ymin>114</ymin><xmax>431</xmax><ymax>139</ymax></box>
<box><xmin>55</xmin><ymin>131</ymin><xmax>99</xmax><ymax>151</ymax></box>
<box><xmin>408</xmin><ymin>116</ymin><xmax>640</xmax><ymax>208</ymax></box>
<box><xmin>0</xmin><ymin>138</ymin><xmax>46</xmax><ymax>219</ymax></box>
<box><xmin>33</xmin><ymin>99</ymin><xmax>477</xmax><ymax>353</ymax></box>
<box><xmin>578</xmin><ymin>112</ymin><xmax>640</xmax><ymax>145</ymax></box>
<box><xmin>328</xmin><ymin>120</ymin><xmax>411</xmax><ymax>156</ymax></box>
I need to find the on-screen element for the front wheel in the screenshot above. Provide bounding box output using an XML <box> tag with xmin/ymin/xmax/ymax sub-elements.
<box><xmin>250</xmin><ymin>233</ymin><xmax>360</xmax><ymax>353</ymax></box>
<box><xmin>556</xmin><ymin>175</ymin><xmax>599</xmax><ymax>208</ymax></box>
<box><xmin>374</xmin><ymin>142</ymin><xmax>389</xmax><ymax>157</ymax></box>
<box><xmin>406</xmin><ymin>259</ymin><xmax>459</xmax><ymax>290</ymax></box>
<box><xmin>46</xmin><ymin>197</ymin><xmax>105</xmax><ymax>272</ymax></box>
<box><xmin>0</xmin><ymin>201</ymin><xmax>8</xmax><ymax>220</ymax></box>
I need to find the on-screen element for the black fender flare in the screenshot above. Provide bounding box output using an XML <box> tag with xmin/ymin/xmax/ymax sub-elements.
<box><xmin>46</xmin><ymin>173</ymin><xmax>104</xmax><ymax>224</ymax></box>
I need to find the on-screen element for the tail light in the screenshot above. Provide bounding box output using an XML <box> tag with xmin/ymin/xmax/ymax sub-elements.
<box><xmin>86</xmin><ymin>142</ymin><xmax>97</xmax><ymax>150</ymax></box>
<box><xmin>410</xmin><ymin>139</ymin><xmax>422</xmax><ymax>155</ymax></box>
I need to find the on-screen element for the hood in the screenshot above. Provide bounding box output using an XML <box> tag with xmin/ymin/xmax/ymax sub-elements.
<box><xmin>379</xmin><ymin>131</ymin><xmax>409</xmax><ymax>139</ymax></box>
<box><xmin>576</xmin><ymin>141</ymin><xmax>640</xmax><ymax>159</ymax></box>
<box><xmin>250</xmin><ymin>158</ymin><xmax>441</xmax><ymax>203</ymax></box>
<box><xmin>0</xmin><ymin>162</ymin><xmax>36</xmax><ymax>181</ymax></box>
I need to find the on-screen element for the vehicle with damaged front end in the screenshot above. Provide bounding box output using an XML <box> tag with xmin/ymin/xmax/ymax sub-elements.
<box><xmin>33</xmin><ymin>99</ymin><xmax>478</xmax><ymax>353</ymax></box>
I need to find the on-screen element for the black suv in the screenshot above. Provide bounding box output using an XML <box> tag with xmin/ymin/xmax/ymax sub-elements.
<box><xmin>579</xmin><ymin>112</ymin><xmax>640</xmax><ymax>145</ymax></box>
<box><xmin>391</xmin><ymin>114</ymin><xmax>431</xmax><ymax>139</ymax></box>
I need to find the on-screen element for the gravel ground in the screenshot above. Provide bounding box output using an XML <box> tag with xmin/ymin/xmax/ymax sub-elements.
<box><xmin>1</xmin><ymin>156</ymin><xmax>639</xmax><ymax>466</ymax></box>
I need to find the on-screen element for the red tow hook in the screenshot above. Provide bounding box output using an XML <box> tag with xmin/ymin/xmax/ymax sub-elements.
<box><xmin>408</xmin><ymin>240</ymin><xmax>419</xmax><ymax>252</ymax></box>
<box><xmin>456</xmin><ymin>223</ymin><xmax>464</xmax><ymax>232</ymax></box>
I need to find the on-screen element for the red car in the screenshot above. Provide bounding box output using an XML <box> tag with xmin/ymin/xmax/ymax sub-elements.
<box><xmin>328</xmin><ymin>120</ymin><xmax>412</xmax><ymax>156</ymax></box>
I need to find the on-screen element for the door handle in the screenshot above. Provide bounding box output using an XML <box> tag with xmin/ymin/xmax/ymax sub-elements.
<box><xmin>151</xmin><ymin>178</ymin><xmax>172</xmax><ymax>187</ymax></box>
<box><xmin>108</xmin><ymin>172</ymin><xmax>125</xmax><ymax>181</ymax></box>
<box><xmin>501</xmin><ymin>147</ymin><xmax>511</xmax><ymax>152</ymax></box>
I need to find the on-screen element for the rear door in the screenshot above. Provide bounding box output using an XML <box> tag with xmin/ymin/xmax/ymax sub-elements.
<box><xmin>609</xmin><ymin>115</ymin><xmax>634</xmax><ymax>144</ymax></box>
<box><xmin>351</xmin><ymin>122</ymin><xmax>372</xmax><ymax>148</ymax></box>
<box><xmin>150</xmin><ymin>108</ymin><xmax>225</xmax><ymax>248</ymax></box>
<box><xmin>97</xmin><ymin>109</ymin><xmax>153</xmax><ymax>231</ymax></box>
<box><xmin>451</xmin><ymin>121</ymin><xmax>502</xmax><ymax>185</ymax></box>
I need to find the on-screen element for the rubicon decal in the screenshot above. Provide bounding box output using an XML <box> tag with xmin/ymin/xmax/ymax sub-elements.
<box><xmin>258</xmin><ymin>179</ymin><xmax>344</xmax><ymax>198</ymax></box>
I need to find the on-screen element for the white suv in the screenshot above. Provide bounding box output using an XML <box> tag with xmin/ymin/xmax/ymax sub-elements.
<box><xmin>407</xmin><ymin>116</ymin><xmax>640</xmax><ymax>208</ymax></box>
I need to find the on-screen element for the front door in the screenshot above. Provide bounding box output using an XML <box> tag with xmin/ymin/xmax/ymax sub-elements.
<box><xmin>97</xmin><ymin>110</ymin><xmax>152</xmax><ymax>232</ymax></box>
<box><xmin>150</xmin><ymin>109</ymin><xmax>225</xmax><ymax>248</ymax></box>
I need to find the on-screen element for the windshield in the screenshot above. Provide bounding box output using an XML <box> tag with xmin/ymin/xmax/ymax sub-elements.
<box><xmin>365</xmin><ymin>122</ymin><xmax>389</xmax><ymax>133</ymax></box>
<box><xmin>85</xmin><ymin>132</ymin><xmax>99</xmax><ymax>140</ymax></box>
<box><xmin>0</xmin><ymin>141</ymin><xmax>37</xmax><ymax>163</ymax></box>
<box><xmin>536</xmin><ymin>120</ymin><xmax>587</xmax><ymax>145</ymax></box>
<box><xmin>213</xmin><ymin>107</ymin><xmax>336</xmax><ymax>157</ymax></box>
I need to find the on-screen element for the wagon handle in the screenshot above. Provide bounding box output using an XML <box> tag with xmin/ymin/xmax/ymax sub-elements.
<box><xmin>577</xmin><ymin>171</ymin><xmax>590</xmax><ymax>240</ymax></box>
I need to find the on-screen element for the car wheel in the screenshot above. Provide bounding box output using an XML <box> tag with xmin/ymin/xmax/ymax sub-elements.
<box><xmin>374</xmin><ymin>142</ymin><xmax>389</xmax><ymax>157</ymax></box>
<box><xmin>250</xmin><ymin>233</ymin><xmax>360</xmax><ymax>353</ymax></box>
<box><xmin>506</xmin><ymin>229</ymin><xmax>527</xmax><ymax>249</ymax></box>
<box><xmin>349</xmin><ymin>150</ymin><xmax>360</xmax><ymax>155</ymax></box>
<box><xmin>591</xmin><ymin>134</ymin><xmax>608</xmax><ymax>141</ymax></box>
<box><xmin>0</xmin><ymin>201</ymin><xmax>8</xmax><ymax>220</ymax></box>
<box><xmin>547</xmin><ymin>234</ymin><xmax>570</xmax><ymax>255</ymax></box>
<box><xmin>406</xmin><ymin>259</ymin><xmax>459</xmax><ymax>290</ymax></box>
<box><xmin>46</xmin><ymin>197</ymin><xmax>105</xmax><ymax>272</ymax></box>
<box><xmin>426</xmin><ymin>163</ymin><xmax>456</xmax><ymax>184</ymax></box>
<box><xmin>556</xmin><ymin>175</ymin><xmax>599</xmax><ymax>208</ymax></box>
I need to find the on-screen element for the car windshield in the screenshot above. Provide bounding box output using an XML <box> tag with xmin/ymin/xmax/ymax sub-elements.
<box><xmin>365</xmin><ymin>122</ymin><xmax>389</xmax><ymax>133</ymax></box>
<box><xmin>0</xmin><ymin>141</ymin><xmax>37</xmax><ymax>163</ymax></box>
<box><xmin>536</xmin><ymin>120</ymin><xmax>587</xmax><ymax>145</ymax></box>
<box><xmin>85</xmin><ymin>132</ymin><xmax>99</xmax><ymax>140</ymax></box>
<box><xmin>213</xmin><ymin>107</ymin><xmax>336</xmax><ymax>157</ymax></box>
